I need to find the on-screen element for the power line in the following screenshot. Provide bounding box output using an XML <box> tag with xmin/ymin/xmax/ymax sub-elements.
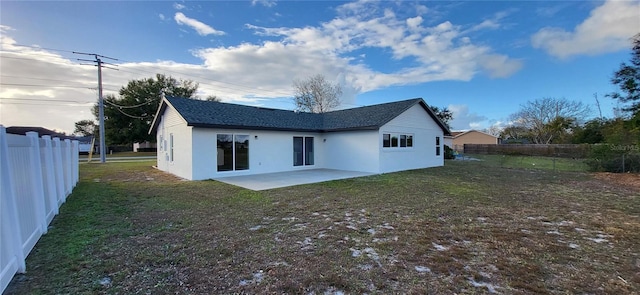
<box><xmin>0</xmin><ymin>101</ymin><xmax>92</xmax><ymax>107</ymax></box>
<box><xmin>114</xmin><ymin>66</ymin><xmax>292</xmax><ymax>97</ymax></box>
<box><xmin>0</xmin><ymin>82</ymin><xmax>98</xmax><ymax>90</ymax></box>
<box><xmin>103</xmin><ymin>98</ymin><xmax>153</xmax><ymax>109</ymax></box>
<box><xmin>0</xmin><ymin>74</ymin><xmax>92</xmax><ymax>84</ymax></box>
<box><xmin>0</xmin><ymin>55</ymin><xmax>76</xmax><ymax>66</ymax></box>
<box><xmin>11</xmin><ymin>44</ymin><xmax>77</xmax><ymax>54</ymax></box>
<box><xmin>0</xmin><ymin>82</ymin><xmax>118</xmax><ymax>92</ymax></box>
<box><xmin>103</xmin><ymin>99</ymin><xmax>151</xmax><ymax>119</ymax></box>
<box><xmin>74</xmin><ymin>51</ymin><xmax>118</xmax><ymax>163</ymax></box>
<box><xmin>3</xmin><ymin>45</ymin><xmax>363</xmax><ymax>107</ymax></box>
<box><xmin>4</xmin><ymin>46</ymin><xmax>293</xmax><ymax>98</ymax></box>
<box><xmin>0</xmin><ymin>97</ymin><xmax>94</xmax><ymax>104</ymax></box>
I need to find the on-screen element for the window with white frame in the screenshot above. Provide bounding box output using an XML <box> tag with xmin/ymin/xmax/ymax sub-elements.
<box><xmin>383</xmin><ymin>133</ymin><xmax>413</xmax><ymax>148</ymax></box>
<box><xmin>293</xmin><ymin>136</ymin><xmax>314</xmax><ymax>166</ymax></box>
<box><xmin>169</xmin><ymin>133</ymin><xmax>174</xmax><ymax>162</ymax></box>
<box><xmin>217</xmin><ymin>134</ymin><xmax>250</xmax><ymax>172</ymax></box>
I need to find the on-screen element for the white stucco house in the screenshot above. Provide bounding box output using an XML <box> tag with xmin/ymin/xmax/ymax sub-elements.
<box><xmin>149</xmin><ymin>97</ymin><xmax>451</xmax><ymax>180</ymax></box>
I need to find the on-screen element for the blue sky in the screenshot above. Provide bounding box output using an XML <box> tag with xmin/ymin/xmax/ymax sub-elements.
<box><xmin>0</xmin><ymin>0</ymin><xmax>638</xmax><ymax>134</ymax></box>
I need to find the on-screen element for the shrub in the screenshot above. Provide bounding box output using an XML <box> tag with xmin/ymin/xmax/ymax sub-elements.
<box><xmin>444</xmin><ymin>145</ymin><xmax>456</xmax><ymax>159</ymax></box>
<box><xmin>585</xmin><ymin>144</ymin><xmax>640</xmax><ymax>172</ymax></box>
<box><xmin>136</xmin><ymin>147</ymin><xmax>157</xmax><ymax>152</ymax></box>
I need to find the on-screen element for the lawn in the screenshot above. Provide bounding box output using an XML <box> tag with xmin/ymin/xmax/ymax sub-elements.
<box><xmin>5</xmin><ymin>158</ymin><xmax>640</xmax><ymax>294</ymax></box>
<box><xmin>79</xmin><ymin>151</ymin><xmax>157</xmax><ymax>159</ymax></box>
<box><xmin>460</xmin><ymin>154</ymin><xmax>589</xmax><ymax>172</ymax></box>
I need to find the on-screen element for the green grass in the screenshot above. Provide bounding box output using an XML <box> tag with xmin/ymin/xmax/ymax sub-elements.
<box><xmin>462</xmin><ymin>153</ymin><xmax>589</xmax><ymax>172</ymax></box>
<box><xmin>79</xmin><ymin>151</ymin><xmax>157</xmax><ymax>159</ymax></box>
<box><xmin>5</xmin><ymin>158</ymin><xmax>639</xmax><ymax>294</ymax></box>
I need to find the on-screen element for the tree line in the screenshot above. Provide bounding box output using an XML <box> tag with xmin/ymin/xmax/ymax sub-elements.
<box><xmin>74</xmin><ymin>32</ymin><xmax>638</xmax><ymax>170</ymax></box>
<box><xmin>498</xmin><ymin>34</ymin><xmax>639</xmax><ymax>148</ymax></box>
<box><xmin>75</xmin><ymin>74</ymin><xmax>454</xmax><ymax>146</ymax></box>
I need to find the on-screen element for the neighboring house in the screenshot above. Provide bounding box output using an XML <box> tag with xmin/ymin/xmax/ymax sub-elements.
<box><xmin>133</xmin><ymin>141</ymin><xmax>157</xmax><ymax>152</ymax></box>
<box><xmin>6</xmin><ymin>126</ymin><xmax>69</xmax><ymax>138</ymax></box>
<box><xmin>6</xmin><ymin>126</ymin><xmax>93</xmax><ymax>154</ymax></box>
<box><xmin>444</xmin><ymin>135</ymin><xmax>453</xmax><ymax>151</ymax></box>
<box><xmin>149</xmin><ymin>97</ymin><xmax>451</xmax><ymax>180</ymax></box>
<box><xmin>448</xmin><ymin>130</ymin><xmax>500</xmax><ymax>152</ymax></box>
<box><xmin>75</xmin><ymin>136</ymin><xmax>94</xmax><ymax>154</ymax></box>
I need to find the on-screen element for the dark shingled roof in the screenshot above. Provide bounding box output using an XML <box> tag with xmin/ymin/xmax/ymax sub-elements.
<box><xmin>6</xmin><ymin>126</ymin><xmax>79</xmax><ymax>140</ymax></box>
<box><xmin>150</xmin><ymin>96</ymin><xmax>450</xmax><ymax>135</ymax></box>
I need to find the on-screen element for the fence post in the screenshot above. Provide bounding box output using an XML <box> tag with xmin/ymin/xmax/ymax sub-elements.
<box><xmin>52</xmin><ymin>138</ymin><xmax>65</xmax><ymax>205</ymax></box>
<box><xmin>40</xmin><ymin>135</ymin><xmax>59</xmax><ymax>218</ymax></box>
<box><xmin>72</xmin><ymin>140</ymin><xmax>79</xmax><ymax>185</ymax></box>
<box><xmin>63</xmin><ymin>139</ymin><xmax>72</xmax><ymax>194</ymax></box>
<box><xmin>0</xmin><ymin>126</ymin><xmax>27</xmax><ymax>278</ymax></box>
<box><xmin>26</xmin><ymin>132</ymin><xmax>48</xmax><ymax>234</ymax></box>
<box><xmin>622</xmin><ymin>153</ymin><xmax>626</xmax><ymax>173</ymax></box>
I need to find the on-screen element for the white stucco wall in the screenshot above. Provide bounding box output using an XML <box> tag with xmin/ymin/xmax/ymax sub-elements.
<box><xmin>191</xmin><ymin>128</ymin><xmax>327</xmax><ymax>180</ymax></box>
<box><xmin>155</xmin><ymin>102</ymin><xmax>445</xmax><ymax>180</ymax></box>
<box><xmin>155</xmin><ymin>106</ymin><xmax>193</xmax><ymax>180</ymax></box>
<box><xmin>379</xmin><ymin>104</ymin><xmax>444</xmax><ymax>173</ymax></box>
<box><xmin>323</xmin><ymin>130</ymin><xmax>380</xmax><ymax>173</ymax></box>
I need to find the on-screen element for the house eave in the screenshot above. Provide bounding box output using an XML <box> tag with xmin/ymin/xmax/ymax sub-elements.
<box><xmin>188</xmin><ymin>123</ymin><xmax>324</xmax><ymax>133</ymax></box>
<box><xmin>187</xmin><ymin>123</ymin><xmax>380</xmax><ymax>133</ymax></box>
<box><xmin>324</xmin><ymin>126</ymin><xmax>379</xmax><ymax>132</ymax></box>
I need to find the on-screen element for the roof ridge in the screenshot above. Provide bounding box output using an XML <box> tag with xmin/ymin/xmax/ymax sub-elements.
<box><xmin>151</xmin><ymin>96</ymin><xmax>449</xmax><ymax>135</ymax></box>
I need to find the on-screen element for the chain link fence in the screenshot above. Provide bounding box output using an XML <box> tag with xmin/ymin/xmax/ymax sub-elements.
<box><xmin>462</xmin><ymin>144</ymin><xmax>639</xmax><ymax>173</ymax></box>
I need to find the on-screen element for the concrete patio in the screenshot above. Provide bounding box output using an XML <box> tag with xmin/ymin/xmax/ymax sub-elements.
<box><xmin>215</xmin><ymin>169</ymin><xmax>376</xmax><ymax>190</ymax></box>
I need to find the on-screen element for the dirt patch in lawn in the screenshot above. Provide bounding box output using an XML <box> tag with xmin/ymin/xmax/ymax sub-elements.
<box><xmin>5</xmin><ymin>160</ymin><xmax>640</xmax><ymax>294</ymax></box>
<box><xmin>594</xmin><ymin>172</ymin><xmax>640</xmax><ymax>190</ymax></box>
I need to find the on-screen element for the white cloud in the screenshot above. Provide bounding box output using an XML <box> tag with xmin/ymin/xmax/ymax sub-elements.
<box><xmin>535</xmin><ymin>3</ymin><xmax>570</xmax><ymax>18</ymax></box>
<box><xmin>470</xmin><ymin>19</ymin><xmax>500</xmax><ymax>32</ymax></box>
<box><xmin>243</xmin><ymin>1</ymin><xmax>521</xmax><ymax>91</ymax></box>
<box><xmin>173</xmin><ymin>3</ymin><xmax>186</xmax><ymax>10</ymax></box>
<box><xmin>174</xmin><ymin>12</ymin><xmax>225</xmax><ymax>36</ymax></box>
<box><xmin>158</xmin><ymin>13</ymin><xmax>165</xmax><ymax>20</ymax></box>
<box><xmin>448</xmin><ymin>104</ymin><xmax>488</xmax><ymax>131</ymax></box>
<box><xmin>251</xmin><ymin>0</ymin><xmax>277</xmax><ymax>8</ymax></box>
<box><xmin>531</xmin><ymin>0</ymin><xmax>640</xmax><ymax>59</ymax></box>
<box><xmin>415</xmin><ymin>4</ymin><xmax>428</xmax><ymax>15</ymax></box>
<box><xmin>478</xmin><ymin>54</ymin><xmax>523</xmax><ymax>78</ymax></box>
<box><xmin>0</xmin><ymin>1</ymin><xmax>522</xmax><ymax>133</ymax></box>
<box><xmin>406</xmin><ymin>16</ymin><xmax>423</xmax><ymax>30</ymax></box>
<box><xmin>0</xmin><ymin>31</ymin><xmax>100</xmax><ymax>133</ymax></box>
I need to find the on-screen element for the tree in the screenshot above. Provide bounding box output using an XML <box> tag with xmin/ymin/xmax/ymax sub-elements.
<box><xmin>608</xmin><ymin>33</ymin><xmax>640</xmax><ymax>115</ymax></box>
<box><xmin>73</xmin><ymin>119</ymin><xmax>97</xmax><ymax>137</ymax></box>
<box><xmin>292</xmin><ymin>74</ymin><xmax>342</xmax><ymax>113</ymax></box>
<box><xmin>509</xmin><ymin>97</ymin><xmax>590</xmax><ymax>144</ymax></box>
<box><xmin>483</xmin><ymin>125</ymin><xmax>503</xmax><ymax>137</ymax></box>
<box><xmin>93</xmin><ymin>74</ymin><xmax>198</xmax><ymax>145</ymax></box>
<box><xmin>543</xmin><ymin>116</ymin><xmax>577</xmax><ymax>144</ymax></box>
<box><xmin>572</xmin><ymin>118</ymin><xmax>605</xmax><ymax>144</ymax></box>
<box><xmin>500</xmin><ymin>125</ymin><xmax>531</xmax><ymax>143</ymax></box>
<box><xmin>205</xmin><ymin>95</ymin><xmax>221</xmax><ymax>102</ymax></box>
<box><xmin>428</xmin><ymin>105</ymin><xmax>453</xmax><ymax>129</ymax></box>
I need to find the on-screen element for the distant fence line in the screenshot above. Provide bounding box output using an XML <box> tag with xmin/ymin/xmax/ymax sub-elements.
<box><xmin>463</xmin><ymin>144</ymin><xmax>592</xmax><ymax>158</ymax></box>
<box><xmin>0</xmin><ymin>126</ymin><xmax>79</xmax><ymax>293</ymax></box>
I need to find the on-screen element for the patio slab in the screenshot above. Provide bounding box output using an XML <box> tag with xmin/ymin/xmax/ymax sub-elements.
<box><xmin>215</xmin><ymin>169</ymin><xmax>376</xmax><ymax>191</ymax></box>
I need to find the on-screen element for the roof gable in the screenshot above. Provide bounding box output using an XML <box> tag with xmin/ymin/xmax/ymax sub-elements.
<box><xmin>452</xmin><ymin>130</ymin><xmax>498</xmax><ymax>139</ymax></box>
<box><xmin>149</xmin><ymin>97</ymin><xmax>451</xmax><ymax>135</ymax></box>
<box><xmin>6</xmin><ymin>126</ymin><xmax>78</xmax><ymax>140</ymax></box>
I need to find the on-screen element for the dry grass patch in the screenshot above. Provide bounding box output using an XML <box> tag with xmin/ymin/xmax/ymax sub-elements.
<box><xmin>5</xmin><ymin>160</ymin><xmax>640</xmax><ymax>294</ymax></box>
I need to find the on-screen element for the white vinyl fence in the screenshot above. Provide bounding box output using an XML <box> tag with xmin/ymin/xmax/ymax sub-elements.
<box><xmin>0</xmin><ymin>126</ymin><xmax>79</xmax><ymax>293</ymax></box>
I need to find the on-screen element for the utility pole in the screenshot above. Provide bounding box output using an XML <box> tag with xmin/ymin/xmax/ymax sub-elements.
<box><xmin>594</xmin><ymin>92</ymin><xmax>603</xmax><ymax>120</ymax></box>
<box><xmin>74</xmin><ymin>52</ymin><xmax>118</xmax><ymax>163</ymax></box>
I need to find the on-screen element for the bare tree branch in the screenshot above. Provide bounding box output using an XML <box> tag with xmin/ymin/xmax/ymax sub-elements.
<box><xmin>509</xmin><ymin>97</ymin><xmax>591</xmax><ymax>144</ymax></box>
<box><xmin>292</xmin><ymin>74</ymin><xmax>342</xmax><ymax>113</ymax></box>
